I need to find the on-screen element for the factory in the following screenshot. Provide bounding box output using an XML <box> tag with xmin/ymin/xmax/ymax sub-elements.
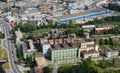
<box><xmin>55</xmin><ymin>8</ymin><xmax>111</xmax><ymax>24</ymax></box>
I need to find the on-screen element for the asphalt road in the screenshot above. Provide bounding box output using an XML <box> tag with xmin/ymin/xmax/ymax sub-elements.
<box><xmin>1</xmin><ymin>18</ymin><xmax>22</xmax><ymax>73</ymax></box>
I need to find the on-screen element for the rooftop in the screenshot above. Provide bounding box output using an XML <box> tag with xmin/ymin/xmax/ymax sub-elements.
<box><xmin>55</xmin><ymin>8</ymin><xmax>107</xmax><ymax>20</ymax></box>
<box><xmin>51</xmin><ymin>43</ymin><xmax>77</xmax><ymax>50</ymax></box>
<box><xmin>82</xmin><ymin>50</ymin><xmax>99</xmax><ymax>54</ymax></box>
<box><xmin>87</xmin><ymin>44</ymin><xmax>95</xmax><ymax>47</ymax></box>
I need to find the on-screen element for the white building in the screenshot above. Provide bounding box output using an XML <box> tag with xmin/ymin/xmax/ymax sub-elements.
<box><xmin>5</xmin><ymin>16</ymin><xmax>15</xmax><ymax>23</ymax></box>
<box><xmin>40</xmin><ymin>38</ymin><xmax>51</xmax><ymax>57</ymax></box>
<box><xmin>15</xmin><ymin>28</ymin><xmax>23</xmax><ymax>42</ymax></box>
<box><xmin>42</xmin><ymin>43</ymin><xmax>51</xmax><ymax>57</ymax></box>
<box><xmin>105</xmin><ymin>50</ymin><xmax>119</xmax><ymax>58</ymax></box>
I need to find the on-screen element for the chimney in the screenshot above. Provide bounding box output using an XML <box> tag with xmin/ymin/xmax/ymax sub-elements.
<box><xmin>54</xmin><ymin>38</ymin><xmax>56</xmax><ymax>44</ymax></box>
<box><xmin>56</xmin><ymin>38</ymin><xmax>60</xmax><ymax>44</ymax></box>
<box><xmin>70</xmin><ymin>36</ymin><xmax>72</xmax><ymax>43</ymax></box>
<box><xmin>29</xmin><ymin>40</ymin><xmax>34</xmax><ymax>51</ymax></box>
<box><xmin>62</xmin><ymin>38</ymin><xmax>64</xmax><ymax>44</ymax></box>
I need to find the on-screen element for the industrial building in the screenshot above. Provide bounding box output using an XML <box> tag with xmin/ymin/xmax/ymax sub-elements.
<box><xmin>39</xmin><ymin>29</ymin><xmax>100</xmax><ymax>65</ymax></box>
<box><xmin>40</xmin><ymin>35</ymin><xmax>81</xmax><ymax>65</ymax></box>
<box><xmin>55</xmin><ymin>8</ymin><xmax>110</xmax><ymax>23</ymax></box>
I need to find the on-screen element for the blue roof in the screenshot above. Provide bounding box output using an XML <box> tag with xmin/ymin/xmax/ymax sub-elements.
<box><xmin>59</xmin><ymin>11</ymin><xmax>110</xmax><ymax>23</ymax></box>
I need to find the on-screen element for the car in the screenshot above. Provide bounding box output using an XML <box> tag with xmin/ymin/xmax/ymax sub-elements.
<box><xmin>14</xmin><ymin>61</ymin><xmax>17</xmax><ymax>64</ymax></box>
<box><xmin>12</xmin><ymin>51</ymin><xmax>14</xmax><ymax>54</ymax></box>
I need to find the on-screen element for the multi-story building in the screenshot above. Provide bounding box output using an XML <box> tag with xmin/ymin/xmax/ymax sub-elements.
<box><xmin>40</xmin><ymin>34</ymin><xmax>99</xmax><ymax>65</ymax></box>
<box><xmin>50</xmin><ymin>43</ymin><xmax>80</xmax><ymax>64</ymax></box>
<box><xmin>48</xmin><ymin>35</ymin><xmax>79</xmax><ymax>64</ymax></box>
<box><xmin>95</xmin><ymin>25</ymin><xmax>115</xmax><ymax>34</ymax></box>
<box><xmin>78</xmin><ymin>41</ymin><xmax>99</xmax><ymax>59</ymax></box>
<box><xmin>40</xmin><ymin>34</ymin><xmax>80</xmax><ymax>65</ymax></box>
<box><xmin>38</xmin><ymin>28</ymin><xmax>100</xmax><ymax>64</ymax></box>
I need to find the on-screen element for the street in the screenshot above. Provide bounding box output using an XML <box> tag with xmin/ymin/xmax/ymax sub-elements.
<box><xmin>1</xmin><ymin>17</ymin><xmax>22</xmax><ymax>73</ymax></box>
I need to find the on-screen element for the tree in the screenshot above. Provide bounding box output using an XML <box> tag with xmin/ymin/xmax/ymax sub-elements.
<box><xmin>109</xmin><ymin>38</ymin><xmax>113</xmax><ymax>45</ymax></box>
<box><xmin>0</xmin><ymin>32</ymin><xmax>5</xmax><ymax>39</ymax></box>
<box><xmin>99</xmin><ymin>39</ymin><xmax>104</xmax><ymax>45</ymax></box>
<box><xmin>43</xmin><ymin>66</ymin><xmax>53</xmax><ymax>73</ymax></box>
<box><xmin>104</xmin><ymin>39</ymin><xmax>110</xmax><ymax>45</ymax></box>
<box><xmin>108</xmin><ymin>3</ymin><xmax>120</xmax><ymax>12</ymax></box>
<box><xmin>112</xmin><ymin>57</ymin><xmax>115</xmax><ymax>66</ymax></box>
<box><xmin>58</xmin><ymin>59</ymin><xmax>103</xmax><ymax>73</ymax></box>
<box><xmin>85</xmin><ymin>5</ymin><xmax>89</xmax><ymax>10</ymax></box>
<box><xmin>79</xmin><ymin>29</ymin><xmax>84</xmax><ymax>37</ymax></box>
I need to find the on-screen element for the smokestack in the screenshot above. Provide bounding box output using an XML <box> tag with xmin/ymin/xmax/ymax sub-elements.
<box><xmin>70</xmin><ymin>37</ymin><xmax>72</xmax><ymax>43</ymax></box>
<box><xmin>29</xmin><ymin>40</ymin><xmax>34</xmax><ymax>51</ymax></box>
<box><xmin>62</xmin><ymin>38</ymin><xmax>64</xmax><ymax>44</ymax></box>
<box><xmin>54</xmin><ymin>38</ymin><xmax>55</xmax><ymax>44</ymax></box>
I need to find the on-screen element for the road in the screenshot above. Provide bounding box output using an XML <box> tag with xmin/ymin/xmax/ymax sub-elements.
<box><xmin>0</xmin><ymin>18</ymin><xmax>22</xmax><ymax>73</ymax></box>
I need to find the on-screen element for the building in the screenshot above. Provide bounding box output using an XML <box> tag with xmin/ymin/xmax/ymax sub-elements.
<box><xmin>39</xmin><ymin>33</ymin><xmax>81</xmax><ymax>65</ymax></box>
<box><xmin>15</xmin><ymin>28</ymin><xmax>23</xmax><ymax>42</ymax></box>
<box><xmin>82</xmin><ymin>25</ymin><xmax>95</xmax><ymax>29</ymax></box>
<box><xmin>5</xmin><ymin>16</ymin><xmax>15</xmax><ymax>22</ymax></box>
<box><xmin>38</xmin><ymin>29</ymin><xmax>100</xmax><ymax>65</ymax></box>
<box><xmin>78</xmin><ymin>41</ymin><xmax>99</xmax><ymax>59</ymax></box>
<box><xmin>105</xmin><ymin>48</ymin><xmax>119</xmax><ymax>58</ymax></box>
<box><xmin>50</xmin><ymin>43</ymin><xmax>80</xmax><ymax>65</ymax></box>
<box><xmin>48</xmin><ymin>35</ymin><xmax>80</xmax><ymax>65</ymax></box>
<box><xmin>95</xmin><ymin>25</ymin><xmax>115</xmax><ymax>34</ymax></box>
<box><xmin>5</xmin><ymin>0</ymin><xmax>15</xmax><ymax>6</ymax></box>
<box><xmin>55</xmin><ymin>8</ymin><xmax>110</xmax><ymax>23</ymax></box>
<box><xmin>84</xmin><ymin>32</ymin><xmax>90</xmax><ymax>39</ymax></box>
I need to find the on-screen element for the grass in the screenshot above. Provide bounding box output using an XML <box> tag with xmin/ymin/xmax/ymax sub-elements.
<box><xmin>0</xmin><ymin>39</ymin><xmax>2</xmax><ymax>44</ymax></box>
<box><xmin>23</xmin><ymin>70</ymin><xmax>29</xmax><ymax>73</ymax></box>
<box><xmin>108</xmin><ymin>45</ymin><xmax>116</xmax><ymax>50</ymax></box>
<box><xmin>100</xmin><ymin>45</ymin><xmax>116</xmax><ymax>50</ymax></box>
<box><xmin>0</xmin><ymin>47</ymin><xmax>7</xmax><ymax>60</ymax></box>
<box><xmin>0</xmin><ymin>39</ymin><xmax>7</xmax><ymax>60</ymax></box>
<box><xmin>2</xmin><ymin>62</ymin><xmax>9</xmax><ymax>69</ymax></box>
<box><xmin>0</xmin><ymin>63</ymin><xmax>5</xmax><ymax>73</ymax></box>
<box><xmin>93</xmin><ymin>35</ymin><xmax>110</xmax><ymax>40</ymax></box>
<box><xmin>100</xmin><ymin>45</ymin><xmax>106</xmax><ymax>49</ymax></box>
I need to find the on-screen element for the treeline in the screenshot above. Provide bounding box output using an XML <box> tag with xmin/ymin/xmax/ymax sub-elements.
<box><xmin>13</xmin><ymin>15</ymin><xmax>120</xmax><ymax>33</ymax></box>
<box><xmin>12</xmin><ymin>21</ymin><xmax>80</xmax><ymax>33</ymax></box>
<box><xmin>99</xmin><ymin>38</ymin><xmax>114</xmax><ymax>45</ymax></box>
<box><xmin>12</xmin><ymin>15</ymin><xmax>120</xmax><ymax>38</ymax></box>
<box><xmin>108</xmin><ymin>3</ymin><xmax>120</xmax><ymax>12</ymax></box>
<box><xmin>0</xmin><ymin>32</ymin><xmax>5</xmax><ymax>39</ymax></box>
<box><xmin>104</xmin><ymin>16</ymin><xmax>120</xmax><ymax>22</ymax></box>
<box><xmin>12</xmin><ymin>21</ymin><xmax>37</xmax><ymax>33</ymax></box>
<box><xmin>58</xmin><ymin>59</ymin><xmax>116</xmax><ymax>73</ymax></box>
<box><xmin>0</xmin><ymin>0</ymin><xmax>5</xmax><ymax>2</ymax></box>
<box><xmin>85</xmin><ymin>16</ymin><xmax>120</xmax><ymax>25</ymax></box>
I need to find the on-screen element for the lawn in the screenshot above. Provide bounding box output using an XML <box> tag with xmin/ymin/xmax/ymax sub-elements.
<box><xmin>23</xmin><ymin>70</ymin><xmax>29</xmax><ymax>73</ymax></box>
<box><xmin>0</xmin><ymin>47</ymin><xmax>7</xmax><ymax>60</ymax></box>
<box><xmin>100</xmin><ymin>45</ymin><xmax>116</xmax><ymax>50</ymax></box>
<box><xmin>93</xmin><ymin>35</ymin><xmax>110</xmax><ymax>40</ymax></box>
<box><xmin>2</xmin><ymin>62</ymin><xmax>9</xmax><ymax>69</ymax></box>
<box><xmin>0</xmin><ymin>63</ymin><xmax>5</xmax><ymax>73</ymax></box>
<box><xmin>108</xmin><ymin>45</ymin><xmax>116</xmax><ymax>50</ymax></box>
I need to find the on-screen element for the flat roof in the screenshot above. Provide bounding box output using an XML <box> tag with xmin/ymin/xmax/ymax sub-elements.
<box><xmin>51</xmin><ymin>43</ymin><xmax>77</xmax><ymax>51</ymax></box>
<box><xmin>55</xmin><ymin>8</ymin><xmax>108</xmax><ymax>20</ymax></box>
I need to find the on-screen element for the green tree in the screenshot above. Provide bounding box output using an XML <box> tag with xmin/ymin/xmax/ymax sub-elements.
<box><xmin>43</xmin><ymin>66</ymin><xmax>53</xmax><ymax>73</ymax></box>
<box><xmin>85</xmin><ymin>5</ymin><xmax>89</xmax><ymax>10</ymax></box>
<box><xmin>0</xmin><ymin>32</ymin><xmax>5</xmax><ymax>39</ymax></box>
<box><xmin>99</xmin><ymin>39</ymin><xmax>104</xmax><ymax>45</ymax></box>
<box><xmin>104</xmin><ymin>39</ymin><xmax>110</xmax><ymax>45</ymax></box>
<box><xmin>109</xmin><ymin>38</ymin><xmax>113</xmax><ymax>45</ymax></box>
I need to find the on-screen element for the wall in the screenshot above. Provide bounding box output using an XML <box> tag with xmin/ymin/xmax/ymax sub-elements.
<box><xmin>51</xmin><ymin>48</ymin><xmax>80</xmax><ymax>64</ymax></box>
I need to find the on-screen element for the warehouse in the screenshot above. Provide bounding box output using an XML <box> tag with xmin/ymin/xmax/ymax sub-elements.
<box><xmin>55</xmin><ymin>8</ymin><xmax>110</xmax><ymax>23</ymax></box>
